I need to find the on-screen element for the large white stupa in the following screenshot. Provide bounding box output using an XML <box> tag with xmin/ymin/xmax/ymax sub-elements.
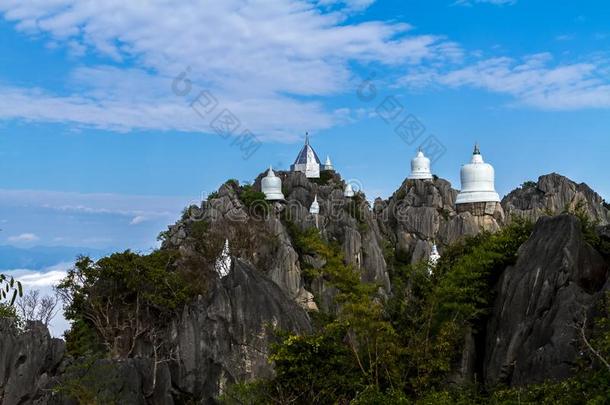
<box><xmin>455</xmin><ymin>144</ymin><xmax>500</xmax><ymax>205</ymax></box>
<box><xmin>261</xmin><ymin>167</ymin><xmax>285</xmax><ymax>201</ymax></box>
<box><xmin>291</xmin><ymin>133</ymin><xmax>321</xmax><ymax>178</ymax></box>
<box><xmin>408</xmin><ymin>149</ymin><xmax>433</xmax><ymax>180</ymax></box>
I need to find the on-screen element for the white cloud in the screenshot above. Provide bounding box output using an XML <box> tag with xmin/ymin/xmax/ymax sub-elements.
<box><xmin>0</xmin><ymin>0</ymin><xmax>459</xmax><ymax>140</ymax></box>
<box><xmin>129</xmin><ymin>215</ymin><xmax>149</xmax><ymax>225</ymax></box>
<box><xmin>14</xmin><ymin>269</ymin><xmax>67</xmax><ymax>288</ymax></box>
<box><xmin>403</xmin><ymin>53</ymin><xmax>610</xmax><ymax>110</ymax></box>
<box><xmin>8</xmin><ymin>233</ymin><xmax>40</xmax><ymax>243</ymax></box>
<box><xmin>9</xmin><ymin>263</ymin><xmax>72</xmax><ymax>337</ymax></box>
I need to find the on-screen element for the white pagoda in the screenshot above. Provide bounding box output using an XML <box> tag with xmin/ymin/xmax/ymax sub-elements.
<box><xmin>261</xmin><ymin>167</ymin><xmax>285</xmax><ymax>201</ymax></box>
<box><xmin>408</xmin><ymin>149</ymin><xmax>433</xmax><ymax>180</ymax></box>
<box><xmin>344</xmin><ymin>183</ymin><xmax>355</xmax><ymax>198</ymax></box>
<box><xmin>309</xmin><ymin>195</ymin><xmax>320</xmax><ymax>215</ymax></box>
<box><xmin>323</xmin><ymin>155</ymin><xmax>334</xmax><ymax>171</ymax></box>
<box><xmin>456</xmin><ymin>144</ymin><xmax>500</xmax><ymax>205</ymax></box>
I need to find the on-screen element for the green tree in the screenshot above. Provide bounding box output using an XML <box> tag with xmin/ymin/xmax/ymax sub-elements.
<box><xmin>57</xmin><ymin>250</ymin><xmax>191</xmax><ymax>359</ymax></box>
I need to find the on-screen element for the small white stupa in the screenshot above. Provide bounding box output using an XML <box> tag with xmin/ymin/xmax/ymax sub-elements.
<box><xmin>309</xmin><ymin>195</ymin><xmax>320</xmax><ymax>215</ymax></box>
<box><xmin>408</xmin><ymin>148</ymin><xmax>433</xmax><ymax>180</ymax></box>
<box><xmin>215</xmin><ymin>239</ymin><xmax>231</xmax><ymax>278</ymax></box>
<box><xmin>261</xmin><ymin>166</ymin><xmax>285</xmax><ymax>201</ymax></box>
<box><xmin>344</xmin><ymin>183</ymin><xmax>355</xmax><ymax>198</ymax></box>
<box><xmin>429</xmin><ymin>244</ymin><xmax>441</xmax><ymax>266</ymax></box>
<box><xmin>310</xmin><ymin>195</ymin><xmax>320</xmax><ymax>229</ymax></box>
<box><xmin>455</xmin><ymin>144</ymin><xmax>500</xmax><ymax>205</ymax></box>
<box><xmin>323</xmin><ymin>156</ymin><xmax>334</xmax><ymax>171</ymax></box>
<box><xmin>291</xmin><ymin>133</ymin><xmax>321</xmax><ymax>178</ymax></box>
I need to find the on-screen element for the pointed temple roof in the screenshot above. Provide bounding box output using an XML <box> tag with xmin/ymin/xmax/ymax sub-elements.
<box><xmin>293</xmin><ymin>132</ymin><xmax>321</xmax><ymax>166</ymax></box>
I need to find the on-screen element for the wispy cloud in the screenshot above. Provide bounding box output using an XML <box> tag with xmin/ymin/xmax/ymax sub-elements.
<box><xmin>0</xmin><ymin>188</ymin><xmax>190</xmax><ymax>249</ymax></box>
<box><xmin>403</xmin><ymin>53</ymin><xmax>610</xmax><ymax>110</ymax></box>
<box><xmin>0</xmin><ymin>0</ymin><xmax>459</xmax><ymax>141</ymax></box>
<box><xmin>8</xmin><ymin>233</ymin><xmax>40</xmax><ymax>243</ymax></box>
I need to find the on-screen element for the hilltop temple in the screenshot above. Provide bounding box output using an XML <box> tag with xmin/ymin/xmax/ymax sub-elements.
<box><xmin>291</xmin><ymin>133</ymin><xmax>322</xmax><ymax>178</ymax></box>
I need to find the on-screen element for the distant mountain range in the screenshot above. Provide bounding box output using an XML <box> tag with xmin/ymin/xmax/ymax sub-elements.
<box><xmin>0</xmin><ymin>245</ymin><xmax>110</xmax><ymax>270</ymax></box>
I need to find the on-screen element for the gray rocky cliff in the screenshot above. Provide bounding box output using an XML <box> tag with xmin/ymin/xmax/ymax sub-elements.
<box><xmin>0</xmin><ymin>321</ymin><xmax>65</xmax><ymax>405</ymax></box>
<box><xmin>502</xmin><ymin>173</ymin><xmax>609</xmax><ymax>225</ymax></box>
<box><xmin>1</xmin><ymin>259</ymin><xmax>310</xmax><ymax>405</ymax></box>
<box><xmin>168</xmin><ymin>258</ymin><xmax>312</xmax><ymax>402</ymax></box>
<box><xmin>376</xmin><ymin>177</ymin><xmax>504</xmax><ymax>264</ymax></box>
<box><xmin>484</xmin><ymin>214</ymin><xmax>609</xmax><ymax>387</ymax></box>
<box><xmin>162</xmin><ymin>170</ymin><xmax>391</xmax><ymax>310</ymax></box>
<box><xmin>2</xmin><ymin>171</ymin><xmax>608</xmax><ymax>403</ymax></box>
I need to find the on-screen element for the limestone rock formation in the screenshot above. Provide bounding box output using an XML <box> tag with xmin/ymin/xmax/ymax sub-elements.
<box><xmin>377</xmin><ymin>177</ymin><xmax>505</xmax><ymax>264</ymax></box>
<box><xmin>162</xmin><ymin>170</ymin><xmax>391</xmax><ymax>310</ymax></box>
<box><xmin>168</xmin><ymin>258</ymin><xmax>312</xmax><ymax>402</ymax></box>
<box><xmin>376</xmin><ymin>178</ymin><xmax>457</xmax><ymax>264</ymax></box>
<box><xmin>0</xmin><ymin>321</ymin><xmax>65</xmax><ymax>405</ymax></box>
<box><xmin>484</xmin><ymin>214</ymin><xmax>609</xmax><ymax>387</ymax></box>
<box><xmin>502</xmin><ymin>173</ymin><xmax>609</xmax><ymax>225</ymax></box>
<box><xmin>1</xmin><ymin>259</ymin><xmax>310</xmax><ymax>405</ymax></box>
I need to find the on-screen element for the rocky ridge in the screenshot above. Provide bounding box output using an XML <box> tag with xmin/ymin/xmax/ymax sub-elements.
<box><xmin>1</xmin><ymin>171</ymin><xmax>609</xmax><ymax>404</ymax></box>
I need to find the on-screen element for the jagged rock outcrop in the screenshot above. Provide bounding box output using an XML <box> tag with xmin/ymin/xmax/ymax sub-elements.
<box><xmin>0</xmin><ymin>321</ymin><xmax>65</xmax><ymax>405</ymax></box>
<box><xmin>3</xmin><ymin>170</ymin><xmax>607</xmax><ymax>403</ymax></box>
<box><xmin>375</xmin><ymin>178</ymin><xmax>457</xmax><ymax>264</ymax></box>
<box><xmin>1</xmin><ymin>259</ymin><xmax>311</xmax><ymax>405</ymax></box>
<box><xmin>376</xmin><ymin>177</ymin><xmax>505</xmax><ymax>264</ymax></box>
<box><xmin>168</xmin><ymin>258</ymin><xmax>312</xmax><ymax>402</ymax></box>
<box><xmin>484</xmin><ymin>214</ymin><xmax>609</xmax><ymax>387</ymax></box>
<box><xmin>502</xmin><ymin>173</ymin><xmax>609</xmax><ymax>225</ymax></box>
<box><xmin>163</xmin><ymin>170</ymin><xmax>391</xmax><ymax>310</ymax></box>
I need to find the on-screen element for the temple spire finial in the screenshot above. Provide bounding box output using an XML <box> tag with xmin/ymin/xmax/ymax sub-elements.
<box><xmin>474</xmin><ymin>142</ymin><xmax>480</xmax><ymax>155</ymax></box>
<box><xmin>305</xmin><ymin>132</ymin><xmax>309</xmax><ymax>145</ymax></box>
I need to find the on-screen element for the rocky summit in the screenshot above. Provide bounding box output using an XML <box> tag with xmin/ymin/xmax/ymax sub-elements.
<box><xmin>1</xmin><ymin>171</ymin><xmax>609</xmax><ymax>404</ymax></box>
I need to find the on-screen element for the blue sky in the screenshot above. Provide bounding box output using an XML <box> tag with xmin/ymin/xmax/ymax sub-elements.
<box><xmin>1</xmin><ymin>0</ymin><xmax>609</xmax><ymax>260</ymax></box>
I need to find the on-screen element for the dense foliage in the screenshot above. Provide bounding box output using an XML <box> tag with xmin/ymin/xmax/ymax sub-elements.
<box><xmin>57</xmin><ymin>250</ymin><xmax>192</xmax><ymax>358</ymax></box>
<box><xmin>221</xmin><ymin>220</ymin><xmax>545</xmax><ymax>404</ymax></box>
<box><xmin>221</xmin><ymin>217</ymin><xmax>610</xmax><ymax>404</ymax></box>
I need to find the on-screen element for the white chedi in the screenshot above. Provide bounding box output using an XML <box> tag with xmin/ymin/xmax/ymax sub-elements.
<box><xmin>309</xmin><ymin>195</ymin><xmax>320</xmax><ymax>215</ymax></box>
<box><xmin>261</xmin><ymin>166</ymin><xmax>285</xmax><ymax>201</ymax></box>
<box><xmin>215</xmin><ymin>239</ymin><xmax>232</xmax><ymax>278</ymax></box>
<box><xmin>344</xmin><ymin>183</ymin><xmax>355</xmax><ymax>198</ymax></box>
<box><xmin>323</xmin><ymin>155</ymin><xmax>334</xmax><ymax>171</ymax></box>
<box><xmin>408</xmin><ymin>149</ymin><xmax>433</xmax><ymax>180</ymax></box>
<box><xmin>427</xmin><ymin>243</ymin><xmax>441</xmax><ymax>274</ymax></box>
<box><xmin>455</xmin><ymin>144</ymin><xmax>500</xmax><ymax>205</ymax></box>
<box><xmin>429</xmin><ymin>244</ymin><xmax>441</xmax><ymax>266</ymax></box>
